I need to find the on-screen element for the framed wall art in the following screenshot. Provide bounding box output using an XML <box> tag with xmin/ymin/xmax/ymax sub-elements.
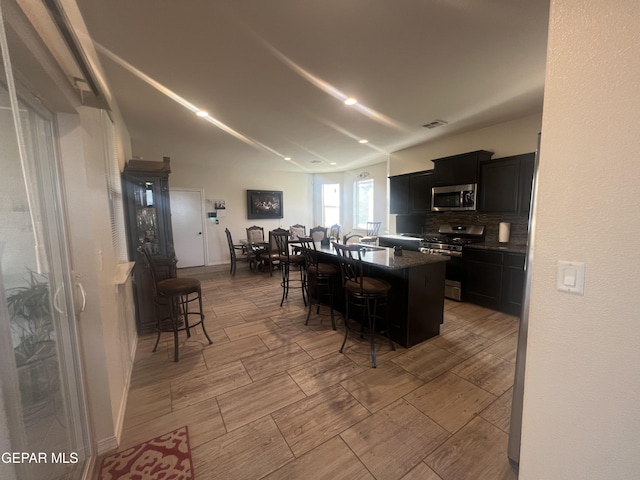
<box><xmin>246</xmin><ymin>190</ymin><xmax>283</xmax><ymax>219</ymax></box>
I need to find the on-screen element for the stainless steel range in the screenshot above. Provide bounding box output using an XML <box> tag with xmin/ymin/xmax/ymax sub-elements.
<box><xmin>419</xmin><ymin>224</ymin><xmax>485</xmax><ymax>301</ymax></box>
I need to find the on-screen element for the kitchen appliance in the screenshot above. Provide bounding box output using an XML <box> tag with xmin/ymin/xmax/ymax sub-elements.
<box><xmin>419</xmin><ymin>224</ymin><xmax>485</xmax><ymax>301</ymax></box>
<box><xmin>508</xmin><ymin>134</ymin><xmax>541</xmax><ymax>468</ymax></box>
<box><xmin>431</xmin><ymin>183</ymin><xmax>477</xmax><ymax>211</ymax></box>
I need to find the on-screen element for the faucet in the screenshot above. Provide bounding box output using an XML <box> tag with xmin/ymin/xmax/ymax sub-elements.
<box><xmin>342</xmin><ymin>232</ymin><xmax>363</xmax><ymax>244</ymax></box>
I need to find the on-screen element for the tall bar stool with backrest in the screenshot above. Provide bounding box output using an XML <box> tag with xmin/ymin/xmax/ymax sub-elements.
<box><xmin>272</xmin><ymin>229</ymin><xmax>307</xmax><ymax>306</ymax></box>
<box><xmin>332</xmin><ymin>242</ymin><xmax>395</xmax><ymax>367</ymax></box>
<box><xmin>298</xmin><ymin>236</ymin><xmax>339</xmax><ymax>330</ymax></box>
<box><xmin>138</xmin><ymin>246</ymin><xmax>213</xmax><ymax>362</ymax></box>
<box><xmin>265</xmin><ymin>227</ymin><xmax>289</xmax><ymax>275</ymax></box>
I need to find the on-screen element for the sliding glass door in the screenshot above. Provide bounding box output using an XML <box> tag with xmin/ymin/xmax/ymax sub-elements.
<box><xmin>0</xmin><ymin>22</ymin><xmax>91</xmax><ymax>480</ymax></box>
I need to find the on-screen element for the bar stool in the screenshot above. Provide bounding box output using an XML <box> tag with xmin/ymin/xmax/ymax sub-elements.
<box><xmin>333</xmin><ymin>242</ymin><xmax>395</xmax><ymax>368</ymax></box>
<box><xmin>138</xmin><ymin>247</ymin><xmax>212</xmax><ymax>362</ymax></box>
<box><xmin>271</xmin><ymin>230</ymin><xmax>307</xmax><ymax>306</ymax></box>
<box><xmin>298</xmin><ymin>236</ymin><xmax>339</xmax><ymax>330</ymax></box>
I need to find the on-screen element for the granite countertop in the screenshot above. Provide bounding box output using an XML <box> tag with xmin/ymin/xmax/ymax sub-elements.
<box><xmin>466</xmin><ymin>242</ymin><xmax>528</xmax><ymax>254</ymax></box>
<box><xmin>316</xmin><ymin>243</ymin><xmax>448</xmax><ymax>270</ymax></box>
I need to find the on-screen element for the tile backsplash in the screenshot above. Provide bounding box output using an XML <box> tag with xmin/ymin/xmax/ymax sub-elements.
<box><xmin>421</xmin><ymin>211</ymin><xmax>530</xmax><ymax>246</ymax></box>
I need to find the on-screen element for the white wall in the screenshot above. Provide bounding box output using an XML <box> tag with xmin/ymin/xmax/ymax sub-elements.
<box><xmin>389</xmin><ymin>113</ymin><xmax>542</xmax><ymax>176</ymax></box>
<box><xmin>58</xmin><ymin>109</ymin><xmax>137</xmax><ymax>454</ymax></box>
<box><xmin>520</xmin><ymin>1</ymin><xmax>640</xmax><ymax>478</ymax></box>
<box><xmin>170</xmin><ymin>162</ymin><xmax>313</xmax><ymax>265</ymax></box>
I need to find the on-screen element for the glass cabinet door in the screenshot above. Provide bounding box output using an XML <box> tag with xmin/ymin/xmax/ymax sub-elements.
<box><xmin>133</xmin><ymin>180</ymin><xmax>160</xmax><ymax>255</ymax></box>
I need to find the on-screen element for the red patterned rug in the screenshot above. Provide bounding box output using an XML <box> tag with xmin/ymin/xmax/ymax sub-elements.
<box><xmin>99</xmin><ymin>426</ymin><xmax>194</xmax><ymax>480</ymax></box>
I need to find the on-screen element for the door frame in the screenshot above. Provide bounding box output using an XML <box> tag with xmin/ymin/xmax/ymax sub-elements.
<box><xmin>169</xmin><ymin>187</ymin><xmax>208</xmax><ymax>267</ymax></box>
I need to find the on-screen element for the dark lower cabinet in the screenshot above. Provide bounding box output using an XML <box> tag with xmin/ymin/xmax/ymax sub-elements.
<box><xmin>502</xmin><ymin>253</ymin><xmax>526</xmax><ymax>315</ymax></box>
<box><xmin>463</xmin><ymin>248</ymin><xmax>525</xmax><ymax>315</ymax></box>
<box><xmin>463</xmin><ymin>249</ymin><xmax>504</xmax><ymax>310</ymax></box>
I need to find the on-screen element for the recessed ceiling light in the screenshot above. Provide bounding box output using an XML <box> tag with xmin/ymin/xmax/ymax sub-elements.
<box><xmin>330</xmin><ymin>162</ymin><xmax>337</xmax><ymax>165</ymax></box>
<box><xmin>283</xmin><ymin>156</ymin><xmax>292</xmax><ymax>161</ymax></box>
<box><xmin>344</xmin><ymin>97</ymin><xmax>357</xmax><ymax>106</ymax></box>
<box><xmin>358</xmin><ymin>139</ymin><xmax>369</xmax><ymax>144</ymax></box>
<box><xmin>196</xmin><ymin>110</ymin><xmax>208</xmax><ymax>117</ymax></box>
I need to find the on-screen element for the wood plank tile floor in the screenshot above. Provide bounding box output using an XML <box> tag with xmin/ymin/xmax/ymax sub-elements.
<box><xmin>116</xmin><ymin>264</ymin><xmax>520</xmax><ymax>480</ymax></box>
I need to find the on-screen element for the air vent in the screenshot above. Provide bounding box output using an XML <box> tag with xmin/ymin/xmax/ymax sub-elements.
<box><xmin>422</xmin><ymin>120</ymin><xmax>448</xmax><ymax>129</ymax></box>
<box><xmin>309</xmin><ymin>160</ymin><xmax>322</xmax><ymax>164</ymax></box>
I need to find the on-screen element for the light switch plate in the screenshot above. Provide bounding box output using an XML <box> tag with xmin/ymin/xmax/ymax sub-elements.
<box><xmin>557</xmin><ymin>261</ymin><xmax>585</xmax><ymax>295</ymax></box>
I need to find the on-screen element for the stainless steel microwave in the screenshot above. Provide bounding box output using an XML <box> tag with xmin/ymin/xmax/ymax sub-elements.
<box><xmin>431</xmin><ymin>184</ymin><xmax>477</xmax><ymax>211</ymax></box>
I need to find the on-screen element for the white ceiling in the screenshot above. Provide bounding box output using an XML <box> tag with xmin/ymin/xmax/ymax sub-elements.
<box><xmin>75</xmin><ymin>0</ymin><xmax>550</xmax><ymax>172</ymax></box>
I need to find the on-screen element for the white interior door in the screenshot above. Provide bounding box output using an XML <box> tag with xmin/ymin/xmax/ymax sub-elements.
<box><xmin>170</xmin><ymin>189</ymin><xmax>206</xmax><ymax>268</ymax></box>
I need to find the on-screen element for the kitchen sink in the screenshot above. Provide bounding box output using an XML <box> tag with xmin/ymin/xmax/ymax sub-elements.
<box><xmin>358</xmin><ymin>245</ymin><xmax>386</xmax><ymax>252</ymax></box>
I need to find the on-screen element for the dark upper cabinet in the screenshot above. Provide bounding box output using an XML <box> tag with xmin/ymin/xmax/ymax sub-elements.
<box><xmin>389</xmin><ymin>174</ymin><xmax>410</xmax><ymax>214</ymax></box>
<box><xmin>122</xmin><ymin>157</ymin><xmax>176</xmax><ymax>334</ymax></box>
<box><xmin>518</xmin><ymin>153</ymin><xmax>536</xmax><ymax>215</ymax></box>
<box><xmin>389</xmin><ymin>170</ymin><xmax>432</xmax><ymax>214</ymax></box>
<box><xmin>409</xmin><ymin>170</ymin><xmax>433</xmax><ymax>212</ymax></box>
<box><xmin>432</xmin><ymin>150</ymin><xmax>493</xmax><ymax>187</ymax></box>
<box><xmin>479</xmin><ymin>152</ymin><xmax>535</xmax><ymax>214</ymax></box>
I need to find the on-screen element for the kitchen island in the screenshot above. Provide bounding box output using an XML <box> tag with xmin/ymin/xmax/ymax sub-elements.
<box><xmin>315</xmin><ymin>243</ymin><xmax>448</xmax><ymax>348</ymax></box>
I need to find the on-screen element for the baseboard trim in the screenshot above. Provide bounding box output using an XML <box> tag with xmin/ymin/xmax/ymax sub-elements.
<box><xmin>96</xmin><ymin>435</ymin><xmax>118</xmax><ymax>456</ymax></box>
<box><xmin>113</xmin><ymin>331</ymin><xmax>138</xmax><ymax>444</ymax></box>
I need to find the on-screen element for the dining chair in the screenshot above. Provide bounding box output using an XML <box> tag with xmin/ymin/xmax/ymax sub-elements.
<box><xmin>309</xmin><ymin>225</ymin><xmax>328</xmax><ymax>243</ymax></box>
<box><xmin>329</xmin><ymin>224</ymin><xmax>341</xmax><ymax>242</ymax></box>
<box><xmin>359</xmin><ymin>221</ymin><xmax>382</xmax><ymax>244</ymax></box>
<box><xmin>225</xmin><ymin>228</ymin><xmax>255</xmax><ymax>275</ymax></box>
<box><xmin>246</xmin><ymin>225</ymin><xmax>265</xmax><ymax>244</ymax></box>
<box><xmin>332</xmin><ymin>242</ymin><xmax>394</xmax><ymax>368</ymax></box>
<box><xmin>289</xmin><ymin>224</ymin><xmax>306</xmax><ymax>240</ymax></box>
<box><xmin>138</xmin><ymin>246</ymin><xmax>213</xmax><ymax>362</ymax></box>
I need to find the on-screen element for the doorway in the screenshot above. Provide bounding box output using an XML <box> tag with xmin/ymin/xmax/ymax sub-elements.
<box><xmin>0</xmin><ymin>67</ymin><xmax>91</xmax><ymax>479</ymax></box>
<box><xmin>170</xmin><ymin>189</ymin><xmax>206</xmax><ymax>268</ymax></box>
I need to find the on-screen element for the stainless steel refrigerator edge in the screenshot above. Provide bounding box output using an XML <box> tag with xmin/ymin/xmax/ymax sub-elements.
<box><xmin>508</xmin><ymin>133</ymin><xmax>542</xmax><ymax>467</ymax></box>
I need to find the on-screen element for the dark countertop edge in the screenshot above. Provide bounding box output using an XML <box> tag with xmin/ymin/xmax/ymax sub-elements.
<box><xmin>465</xmin><ymin>243</ymin><xmax>528</xmax><ymax>254</ymax></box>
<box><xmin>317</xmin><ymin>244</ymin><xmax>448</xmax><ymax>270</ymax></box>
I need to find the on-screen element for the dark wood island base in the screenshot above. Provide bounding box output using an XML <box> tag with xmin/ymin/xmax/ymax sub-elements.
<box><xmin>315</xmin><ymin>244</ymin><xmax>448</xmax><ymax>348</ymax></box>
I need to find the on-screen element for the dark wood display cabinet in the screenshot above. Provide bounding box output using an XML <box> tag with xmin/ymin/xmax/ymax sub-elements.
<box><xmin>122</xmin><ymin>157</ymin><xmax>176</xmax><ymax>335</ymax></box>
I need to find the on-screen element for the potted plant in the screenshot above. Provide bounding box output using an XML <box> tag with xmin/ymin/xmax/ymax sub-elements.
<box><xmin>6</xmin><ymin>270</ymin><xmax>56</xmax><ymax>407</ymax></box>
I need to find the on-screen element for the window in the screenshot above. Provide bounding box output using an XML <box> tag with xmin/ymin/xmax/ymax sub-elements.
<box><xmin>354</xmin><ymin>179</ymin><xmax>374</xmax><ymax>229</ymax></box>
<box><xmin>322</xmin><ymin>183</ymin><xmax>340</xmax><ymax>226</ymax></box>
<box><xmin>102</xmin><ymin>111</ymin><xmax>128</xmax><ymax>262</ymax></box>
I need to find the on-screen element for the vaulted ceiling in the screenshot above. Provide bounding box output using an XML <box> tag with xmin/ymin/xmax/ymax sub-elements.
<box><xmin>76</xmin><ymin>0</ymin><xmax>550</xmax><ymax>172</ymax></box>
